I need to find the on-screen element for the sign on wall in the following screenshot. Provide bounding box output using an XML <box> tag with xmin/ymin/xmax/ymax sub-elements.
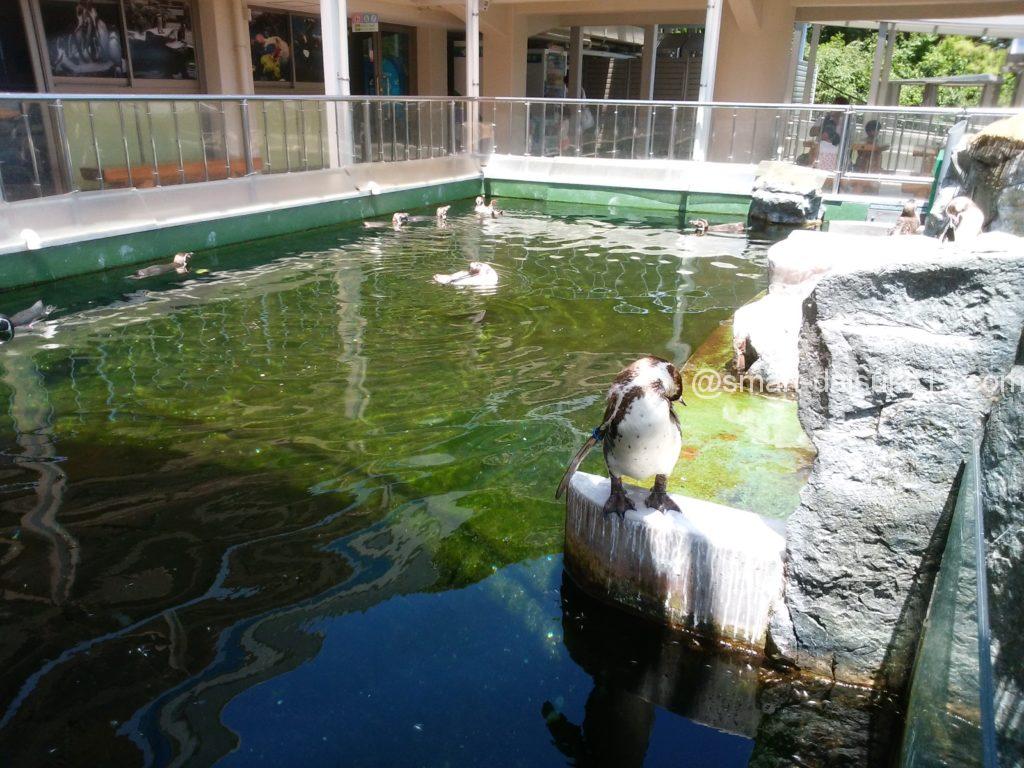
<box><xmin>350</xmin><ymin>13</ymin><xmax>378</xmax><ymax>33</ymax></box>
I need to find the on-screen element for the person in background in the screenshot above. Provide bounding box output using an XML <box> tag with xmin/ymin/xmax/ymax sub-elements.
<box><xmin>815</xmin><ymin>125</ymin><xmax>840</xmax><ymax>171</ymax></box>
<box><xmin>853</xmin><ymin>119</ymin><xmax>888</xmax><ymax>173</ymax></box>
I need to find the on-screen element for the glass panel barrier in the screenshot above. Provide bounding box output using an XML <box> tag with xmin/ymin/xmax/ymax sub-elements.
<box><xmin>901</xmin><ymin>444</ymin><xmax>997</xmax><ymax>768</ymax></box>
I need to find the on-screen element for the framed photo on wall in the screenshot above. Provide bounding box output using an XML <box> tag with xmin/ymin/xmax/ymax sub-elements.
<box><xmin>123</xmin><ymin>0</ymin><xmax>196</xmax><ymax>80</ymax></box>
<box><xmin>249</xmin><ymin>10</ymin><xmax>292</xmax><ymax>83</ymax></box>
<box><xmin>291</xmin><ymin>13</ymin><xmax>323</xmax><ymax>83</ymax></box>
<box><xmin>40</xmin><ymin>0</ymin><xmax>127</xmax><ymax>78</ymax></box>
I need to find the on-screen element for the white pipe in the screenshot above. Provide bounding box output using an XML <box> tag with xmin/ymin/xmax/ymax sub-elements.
<box><xmin>465</xmin><ymin>0</ymin><xmax>480</xmax><ymax>152</ymax></box>
<box><xmin>868</xmin><ymin>22</ymin><xmax>890</xmax><ymax>106</ymax></box>
<box><xmin>694</xmin><ymin>0</ymin><xmax>723</xmax><ymax>161</ymax></box>
<box><xmin>321</xmin><ymin>0</ymin><xmax>352</xmax><ymax>165</ymax></box>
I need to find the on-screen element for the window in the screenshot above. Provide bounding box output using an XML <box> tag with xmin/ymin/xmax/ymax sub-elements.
<box><xmin>39</xmin><ymin>0</ymin><xmax>197</xmax><ymax>82</ymax></box>
<box><xmin>249</xmin><ymin>7</ymin><xmax>323</xmax><ymax>85</ymax></box>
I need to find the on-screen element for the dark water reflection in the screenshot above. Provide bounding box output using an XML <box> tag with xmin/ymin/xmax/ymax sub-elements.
<box><xmin>0</xmin><ymin>200</ymin><xmax>876</xmax><ymax>766</ymax></box>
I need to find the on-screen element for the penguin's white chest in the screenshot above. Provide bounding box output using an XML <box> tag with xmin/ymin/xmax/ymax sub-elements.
<box><xmin>605</xmin><ymin>391</ymin><xmax>681</xmax><ymax>480</ymax></box>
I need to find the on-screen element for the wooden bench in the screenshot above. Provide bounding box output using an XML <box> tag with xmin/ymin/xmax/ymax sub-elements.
<box><xmin>80</xmin><ymin>157</ymin><xmax>265</xmax><ymax>188</ymax></box>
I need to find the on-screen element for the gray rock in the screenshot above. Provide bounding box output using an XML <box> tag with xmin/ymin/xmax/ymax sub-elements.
<box><xmin>769</xmin><ymin>243</ymin><xmax>1024</xmax><ymax>692</ymax></box>
<box><xmin>749</xmin><ymin>189</ymin><xmax>823</xmax><ymax>226</ymax></box>
<box><xmin>981</xmin><ymin>366</ymin><xmax>1024</xmax><ymax>765</ymax></box>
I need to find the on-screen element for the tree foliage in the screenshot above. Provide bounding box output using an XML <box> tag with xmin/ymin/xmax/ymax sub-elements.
<box><xmin>812</xmin><ymin>28</ymin><xmax>1013</xmax><ymax>107</ymax></box>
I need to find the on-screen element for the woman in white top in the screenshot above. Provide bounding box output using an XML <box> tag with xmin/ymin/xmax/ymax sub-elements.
<box><xmin>815</xmin><ymin>127</ymin><xmax>840</xmax><ymax>171</ymax></box>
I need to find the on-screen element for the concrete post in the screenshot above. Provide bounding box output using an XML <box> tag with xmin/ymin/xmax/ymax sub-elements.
<box><xmin>568</xmin><ymin>26</ymin><xmax>584</xmax><ymax>99</ymax></box>
<box><xmin>879</xmin><ymin>24</ymin><xmax>896</xmax><ymax>105</ymax></box>
<box><xmin>466</xmin><ymin>0</ymin><xmax>480</xmax><ymax>153</ymax></box>
<box><xmin>639</xmin><ymin>25</ymin><xmax>658</xmax><ymax>100</ymax></box>
<box><xmin>867</xmin><ymin>22</ymin><xmax>890</xmax><ymax>106</ymax></box>
<box><xmin>321</xmin><ymin>0</ymin><xmax>352</xmax><ymax>166</ymax></box>
<box><xmin>802</xmin><ymin>24</ymin><xmax>821</xmax><ymax>103</ymax></box>
<box><xmin>694</xmin><ymin>0</ymin><xmax>722</xmax><ymax>161</ymax></box>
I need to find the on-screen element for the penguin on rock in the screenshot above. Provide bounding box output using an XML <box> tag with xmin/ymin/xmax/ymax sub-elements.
<box><xmin>556</xmin><ymin>356</ymin><xmax>685</xmax><ymax>516</ymax></box>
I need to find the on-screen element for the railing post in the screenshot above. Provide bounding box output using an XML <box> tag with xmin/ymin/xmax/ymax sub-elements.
<box><xmin>20</xmin><ymin>108</ymin><xmax>43</xmax><ymax>197</ymax></box>
<box><xmin>52</xmin><ymin>99</ymin><xmax>78</xmax><ymax>194</ymax></box>
<box><xmin>86</xmin><ymin>101</ymin><xmax>104</xmax><ymax>190</ymax></box>
<box><xmin>172</xmin><ymin>101</ymin><xmax>186</xmax><ymax>183</ymax></box>
<box><xmin>834</xmin><ymin>109</ymin><xmax>853</xmax><ymax>193</ymax></box>
<box><xmin>524</xmin><ymin>101</ymin><xmax>531</xmax><ymax>155</ymax></box>
<box><xmin>574</xmin><ymin>104</ymin><xmax>582</xmax><ymax>157</ymax></box>
<box><xmin>449</xmin><ymin>100</ymin><xmax>457</xmax><ymax>155</ymax></box>
<box><xmin>362</xmin><ymin>100</ymin><xmax>372</xmax><ymax>161</ymax></box>
<box><xmin>240</xmin><ymin>99</ymin><xmax>256</xmax><ymax>176</ymax></box>
<box><xmin>668</xmin><ymin>105</ymin><xmax>678</xmax><ymax>160</ymax></box>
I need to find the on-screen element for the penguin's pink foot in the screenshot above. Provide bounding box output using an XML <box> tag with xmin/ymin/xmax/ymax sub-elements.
<box><xmin>603</xmin><ymin>476</ymin><xmax>635</xmax><ymax>519</ymax></box>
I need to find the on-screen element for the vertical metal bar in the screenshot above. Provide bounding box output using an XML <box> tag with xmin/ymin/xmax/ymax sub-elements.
<box><xmin>362</xmin><ymin>100</ymin><xmax>372</xmax><ymax>162</ymax></box>
<box><xmin>574</xmin><ymin>104</ymin><xmax>582</xmax><ymax>157</ymax></box>
<box><xmin>392</xmin><ymin>101</ymin><xmax>400</xmax><ymax>161</ymax></box>
<box><xmin>146</xmin><ymin>102</ymin><xmax>161</xmax><ymax>187</ymax></box>
<box><xmin>219</xmin><ymin>103</ymin><xmax>230</xmax><ymax>179</ymax></box>
<box><xmin>611</xmin><ymin>106</ymin><xmax>619</xmax><ymax>158</ymax></box>
<box><xmin>281</xmin><ymin>101</ymin><xmax>292</xmax><ymax>172</ymax></box>
<box><xmin>20</xmin><ymin>107</ymin><xmax>43</xmax><ymax>197</ymax></box>
<box><xmin>668</xmin><ymin>105</ymin><xmax>678</xmax><ymax>160</ymax></box>
<box><xmin>86</xmin><ymin>101</ymin><xmax>104</xmax><ymax>190</ymax></box>
<box><xmin>172</xmin><ymin>101</ymin><xmax>186</xmax><ymax>184</ymax></box>
<box><xmin>449</xmin><ymin>100</ymin><xmax>457</xmax><ymax>155</ymax></box>
<box><xmin>428</xmin><ymin>101</ymin><xmax>434</xmax><ymax>157</ymax></box>
<box><xmin>318</xmin><ymin>102</ymin><xmax>327</xmax><ymax>169</ymax></box>
<box><xmin>920</xmin><ymin>113</ymin><xmax>935</xmax><ymax>175</ymax></box>
<box><xmin>541</xmin><ymin>102</ymin><xmax>547</xmax><ymax>156</ymax></box>
<box><xmin>834</xmin><ymin>109</ymin><xmax>852</xmax><ymax>192</ymax></box>
<box><xmin>378</xmin><ymin>102</ymin><xmax>386</xmax><ymax>162</ymax></box>
<box><xmin>525</xmin><ymin>101</ymin><xmax>531</xmax><ymax>155</ymax></box>
<box><xmin>260</xmin><ymin>100</ymin><xmax>271</xmax><ymax>174</ymax></box>
<box><xmin>727</xmin><ymin>109</ymin><xmax>737</xmax><ymax>161</ymax></box>
<box><xmin>298</xmin><ymin>100</ymin><xmax>309</xmax><ymax>171</ymax></box>
<box><xmin>196</xmin><ymin>102</ymin><xmax>210</xmax><ymax>181</ymax></box>
<box><xmin>240</xmin><ymin>99</ymin><xmax>255</xmax><ymax>176</ymax></box>
<box><xmin>491</xmin><ymin>100</ymin><xmax>498</xmax><ymax>154</ymax></box>
<box><xmin>750</xmin><ymin>108</ymin><xmax>760</xmax><ymax>163</ymax></box>
<box><xmin>0</xmin><ymin>161</ymin><xmax>5</xmax><ymax>202</ymax></box>
<box><xmin>117</xmin><ymin>102</ymin><xmax>134</xmax><ymax>187</ymax></box>
<box><xmin>630</xmin><ymin>105</ymin><xmax>637</xmax><ymax>160</ymax></box>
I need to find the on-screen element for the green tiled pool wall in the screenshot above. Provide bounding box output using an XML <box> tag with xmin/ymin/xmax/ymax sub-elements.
<box><xmin>485</xmin><ymin>179</ymin><xmax>872</xmax><ymax>223</ymax></box>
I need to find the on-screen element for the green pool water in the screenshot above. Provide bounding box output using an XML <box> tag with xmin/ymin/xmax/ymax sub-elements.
<box><xmin>0</xmin><ymin>199</ymin><xmax>822</xmax><ymax>766</ymax></box>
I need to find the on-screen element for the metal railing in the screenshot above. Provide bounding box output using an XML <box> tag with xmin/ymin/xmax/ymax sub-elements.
<box><xmin>0</xmin><ymin>92</ymin><xmax>1018</xmax><ymax>204</ymax></box>
<box><xmin>0</xmin><ymin>94</ymin><xmax>468</xmax><ymax>203</ymax></box>
<box><xmin>476</xmin><ymin>97</ymin><xmax>1017</xmax><ymax>198</ymax></box>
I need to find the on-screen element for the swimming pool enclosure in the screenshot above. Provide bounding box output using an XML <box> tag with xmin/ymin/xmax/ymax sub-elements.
<box><xmin>0</xmin><ymin>93</ymin><xmax>1015</xmax><ymax>204</ymax></box>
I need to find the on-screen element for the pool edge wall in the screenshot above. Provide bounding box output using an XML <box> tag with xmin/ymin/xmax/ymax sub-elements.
<box><xmin>0</xmin><ymin>157</ymin><xmax>483</xmax><ymax>291</ymax></box>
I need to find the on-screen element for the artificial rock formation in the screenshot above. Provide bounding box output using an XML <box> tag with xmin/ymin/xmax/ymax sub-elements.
<box><xmin>981</xmin><ymin>366</ymin><xmax>1024</xmax><ymax>761</ymax></box>
<box><xmin>769</xmin><ymin>237</ymin><xmax>1024</xmax><ymax>691</ymax></box>
<box><xmin>959</xmin><ymin>113</ymin><xmax>1024</xmax><ymax>236</ymax></box>
<box><xmin>747</xmin><ymin>162</ymin><xmax>828</xmax><ymax>227</ymax></box>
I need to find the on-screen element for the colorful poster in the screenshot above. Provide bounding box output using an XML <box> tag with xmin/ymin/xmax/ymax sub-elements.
<box><xmin>40</xmin><ymin>0</ymin><xmax>127</xmax><ymax>78</ymax></box>
<box><xmin>249</xmin><ymin>10</ymin><xmax>291</xmax><ymax>82</ymax></box>
<box><xmin>123</xmin><ymin>0</ymin><xmax>196</xmax><ymax>80</ymax></box>
<box><xmin>291</xmin><ymin>14</ymin><xmax>323</xmax><ymax>82</ymax></box>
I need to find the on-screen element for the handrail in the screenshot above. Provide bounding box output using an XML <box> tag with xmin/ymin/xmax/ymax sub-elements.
<box><xmin>0</xmin><ymin>92</ymin><xmax>1019</xmax><ymax>116</ymax></box>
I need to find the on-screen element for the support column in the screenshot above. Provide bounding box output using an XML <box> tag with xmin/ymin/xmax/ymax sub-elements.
<box><xmin>694</xmin><ymin>1</ymin><xmax>723</xmax><ymax>161</ymax></box>
<box><xmin>639</xmin><ymin>25</ymin><xmax>658</xmax><ymax>100</ymax></box>
<box><xmin>195</xmin><ymin>0</ymin><xmax>254</xmax><ymax>94</ymax></box>
<box><xmin>568</xmin><ymin>26</ymin><xmax>584</xmax><ymax>99</ymax></box>
<box><xmin>784</xmin><ymin>23</ymin><xmax>806</xmax><ymax>103</ymax></box>
<box><xmin>465</xmin><ymin>0</ymin><xmax>480</xmax><ymax>98</ymax></box>
<box><xmin>802</xmin><ymin>24</ymin><xmax>821</xmax><ymax>103</ymax></box>
<box><xmin>867</xmin><ymin>22</ymin><xmax>891</xmax><ymax>106</ymax></box>
<box><xmin>321</xmin><ymin>0</ymin><xmax>351</xmax><ymax>165</ymax></box>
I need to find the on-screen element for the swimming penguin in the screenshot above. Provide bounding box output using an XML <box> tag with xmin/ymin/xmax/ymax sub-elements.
<box><xmin>556</xmin><ymin>356</ymin><xmax>684</xmax><ymax>516</ymax></box>
<box><xmin>433</xmin><ymin>261</ymin><xmax>498</xmax><ymax>287</ymax></box>
<box><xmin>890</xmin><ymin>200</ymin><xmax>921</xmax><ymax>236</ymax></box>
<box><xmin>474</xmin><ymin>196</ymin><xmax>503</xmax><ymax>218</ymax></box>
<box><xmin>689</xmin><ymin>219</ymin><xmax>746</xmax><ymax>237</ymax></box>
<box><xmin>129</xmin><ymin>252</ymin><xmax>192</xmax><ymax>280</ymax></box>
<box><xmin>0</xmin><ymin>300</ymin><xmax>56</xmax><ymax>342</ymax></box>
<box><xmin>404</xmin><ymin>206</ymin><xmax>452</xmax><ymax>224</ymax></box>
<box><xmin>941</xmin><ymin>196</ymin><xmax>984</xmax><ymax>244</ymax></box>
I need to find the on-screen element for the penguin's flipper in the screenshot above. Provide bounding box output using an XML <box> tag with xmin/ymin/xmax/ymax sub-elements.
<box><xmin>555</xmin><ymin>436</ymin><xmax>598</xmax><ymax>500</ymax></box>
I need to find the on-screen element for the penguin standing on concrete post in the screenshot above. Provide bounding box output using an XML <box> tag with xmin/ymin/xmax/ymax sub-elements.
<box><xmin>556</xmin><ymin>356</ymin><xmax>684</xmax><ymax>516</ymax></box>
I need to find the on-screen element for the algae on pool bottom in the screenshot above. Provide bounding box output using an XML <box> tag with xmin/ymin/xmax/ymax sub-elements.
<box><xmin>0</xmin><ymin>199</ymin><xmax>821</xmax><ymax>766</ymax></box>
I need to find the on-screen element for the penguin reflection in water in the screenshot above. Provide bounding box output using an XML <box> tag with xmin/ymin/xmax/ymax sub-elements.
<box><xmin>556</xmin><ymin>356</ymin><xmax>684</xmax><ymax>515</ymax></box>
